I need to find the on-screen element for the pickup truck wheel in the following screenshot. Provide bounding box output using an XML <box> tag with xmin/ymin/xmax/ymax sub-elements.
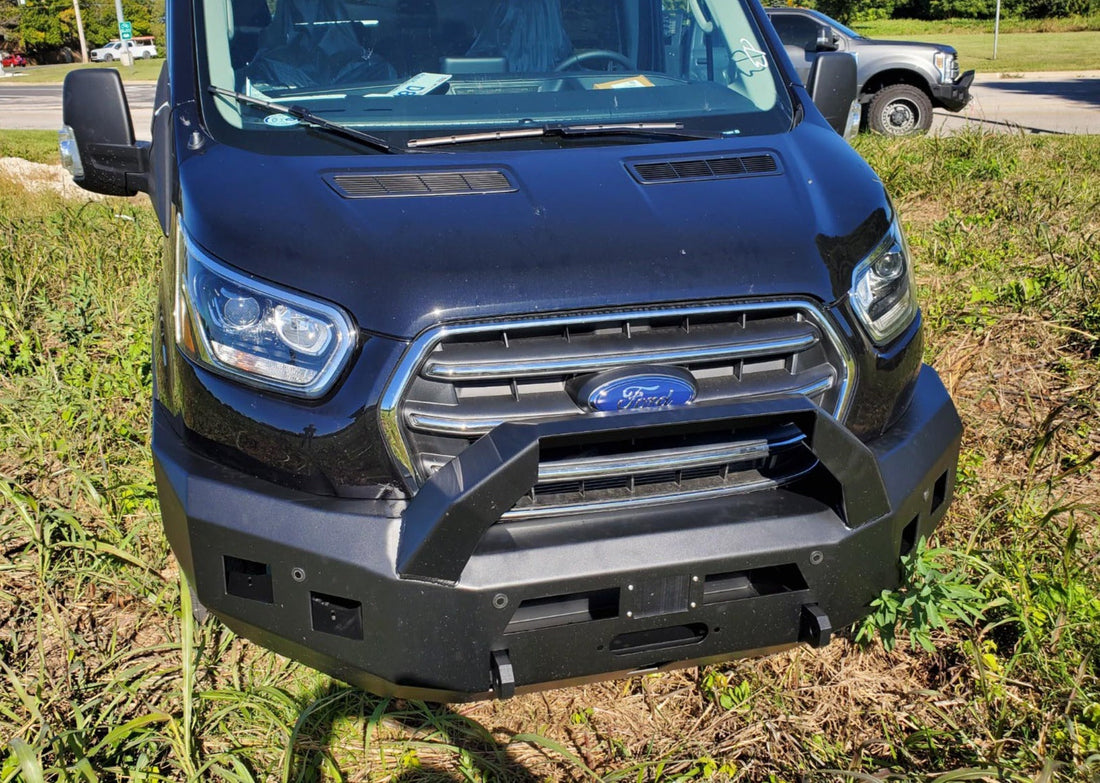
<box><xmin>868</xmin><ymin>84</ymin><xmax>933</xmax><ymax>137</ymax></box>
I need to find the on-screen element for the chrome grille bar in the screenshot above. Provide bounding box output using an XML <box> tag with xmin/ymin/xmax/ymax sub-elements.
<box><xmin>501</xmin><ymin>461</ymin><xmax>819</xmax><ymax>520</ymax></box>
<box><xmin>536</xmin><ymin>435</ymin><xmax>802</xmax><ymax>482</ymax></box>
<box><xmin>404</xmin><ymin>374</ymin><xmax>835</xmax><ymax>437</ymax></box>
<box><xmin>422</xmin><ymin>326</ymin><xmax>818</xmax><ymax>381</ymax></box>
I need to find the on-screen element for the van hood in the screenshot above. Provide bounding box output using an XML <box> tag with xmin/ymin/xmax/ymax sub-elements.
<box><xmin>179</xmin><ymin>121</ymin><xmax>890</xmax><ymax>339</ymax></box>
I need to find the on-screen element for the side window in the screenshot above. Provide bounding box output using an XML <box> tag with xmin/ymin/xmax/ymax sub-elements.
<box><xmin>769</xmin><ymin>14</ymin><xmax>820</xmax><ymax>52</ymax></box>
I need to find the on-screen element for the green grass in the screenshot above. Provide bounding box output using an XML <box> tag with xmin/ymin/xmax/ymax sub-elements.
<box><xmin>857</xmin><ymin>13</ymin><xmax>1100</xmax><ymax>36</ymax></box>
<box><xmin>0</xmin><ymin>130</ymin><xmax>1098</xmax><ymax>781</ymax></box>
<box><xmin>0</xmin><ymin>130</ymin><xmax>60</xmax><ymax>164</ymax></box>
<box><xmin>3</xmin><ymin>58</ymin><xmax>164</xmax><ymax>84</ymax></box>
<box><xmin>853</xmin><ymin>20</ymin><xmax>1100</xmax><ymax>72</ymax></box>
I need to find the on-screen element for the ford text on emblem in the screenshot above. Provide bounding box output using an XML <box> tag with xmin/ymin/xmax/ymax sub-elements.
<box><xmin>571</xmin><ymin>366</ymin><xmax>698</xmax><ymax>413</ymax></box>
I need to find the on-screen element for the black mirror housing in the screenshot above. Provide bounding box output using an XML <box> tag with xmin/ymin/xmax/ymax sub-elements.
<box><xmin>806</xmin><ymin>51</ymin><xmax>858</xmax><ymax>136</ymax></box>
<box><xmin>62</xmin><ymin>69</ymin><xmax>150</xmax><ymax>196</ymax></box>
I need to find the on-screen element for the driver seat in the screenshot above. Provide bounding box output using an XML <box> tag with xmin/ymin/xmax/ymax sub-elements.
<box><xmin>466</xmin><ymin>0</ymin><xmax>573</xmax><ymax>72</ymax></box>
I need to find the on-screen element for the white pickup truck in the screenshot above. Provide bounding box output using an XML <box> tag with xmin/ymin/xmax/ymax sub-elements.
<box><xmin>89</xmin><ymin>39</ymin><xmax>158</xmax><ymax>61</ymax></box>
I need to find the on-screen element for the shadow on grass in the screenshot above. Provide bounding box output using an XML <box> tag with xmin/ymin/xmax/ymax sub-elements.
<box><xmin>284</xmin><ymin>681</ymin><xmax>546</xmax><ymax>782</ymax></box>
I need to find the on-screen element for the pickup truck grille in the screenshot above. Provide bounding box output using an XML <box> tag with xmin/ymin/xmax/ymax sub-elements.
<box><xmin>381</xmin><ymin>302</ymin><xmax>853</xmax><ymax>517</ymax></box>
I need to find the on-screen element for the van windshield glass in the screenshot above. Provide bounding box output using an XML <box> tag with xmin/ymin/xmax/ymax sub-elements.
<box><xmin>197</xmin><ymin>0</ymin><xmax>794</xmax><ymax>148</ymax></box>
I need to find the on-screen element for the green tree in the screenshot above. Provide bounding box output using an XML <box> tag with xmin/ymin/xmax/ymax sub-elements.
<box><xmin>18</xmin><ymin>0</ymin><xmax>76</xmax><ymax>55</ymax></box>
<box><xmin>1</xmin><ymin>0</ymin><xmax>21</xmax><ymax>52</ymax></box>
<box><xmin>16</xmin><ymin>0</ymin><xmax>163</xmax><ymax>58</ymax></box>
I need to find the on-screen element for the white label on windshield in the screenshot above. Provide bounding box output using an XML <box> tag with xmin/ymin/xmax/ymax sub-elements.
<box><xmin>377</xmin><ymin>72</ymin><xmax>452</xmax><ymax>98</ymax></box>
<box><xmin>263</xmin><ymin>114</ymin><xmax>300</xmax><ymax>127</ymax></box>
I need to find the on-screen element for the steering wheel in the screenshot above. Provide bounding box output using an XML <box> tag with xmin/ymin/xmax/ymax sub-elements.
<box><xmin>554</xmin><ymin>49</ymin><xmax>634</xmax><ymax>72</ymax></box>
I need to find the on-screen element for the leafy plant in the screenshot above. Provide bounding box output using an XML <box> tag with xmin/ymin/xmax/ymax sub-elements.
<box><xmin>700</xmin><ymin>670</ymin><xmax>753</xmax><ymax>712</ymax></box>
<box><xmin>856</xmin><ymin>538</ymin><xmax>992</xmax><ymax>652</ymax></box>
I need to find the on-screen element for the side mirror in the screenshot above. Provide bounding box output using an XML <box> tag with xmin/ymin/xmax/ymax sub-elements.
<box><xmin>807</xmin><ymin>51</ymin><xmax>858</xmax><ymax>136</ymax></box>
<box><xmin>61</xmin><ymin>69</ymin><xmax>149</xmax><ymax>196</ymax></box>
<box><xmin>815</xmin><ymin>26</ymin><xmax>838</xmax><ymax>52</ymax></box>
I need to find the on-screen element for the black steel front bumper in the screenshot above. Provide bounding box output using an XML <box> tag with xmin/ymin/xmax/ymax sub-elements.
<box><xmin>932</xmin><ymin>69</ymin><xmax>975</xmax><ymax>112</ymax></box>
<box><xmin>154</xmin><ymin>365</ymin><xmax>961</xmax><ymax>702</ymax></box>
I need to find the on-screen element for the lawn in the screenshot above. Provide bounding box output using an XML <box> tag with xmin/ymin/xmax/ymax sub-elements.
<box><xmin>860</xmin><ymin>29</ymin><xmax>1100</xmax><ymax>73</ymax></box>
<box><xmin>1</xmin><ymin>128</ymin><xmax>1098</xmax><ymax>780</ymax></box>
<box><xmin>856</xmin><ymin>17</ymin><xmax>1100</xmax><ymax>73</ymax></box>
<box><xmin>2</xmin><ymin>58</ymin><xmax>164</xmax><ymax>84</ymax></box>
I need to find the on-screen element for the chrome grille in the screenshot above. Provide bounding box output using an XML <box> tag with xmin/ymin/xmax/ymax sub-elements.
<box><xmin>380</xmin><ymin>302</ymin><xmax>853</xmax><ymax>517</ymax></box>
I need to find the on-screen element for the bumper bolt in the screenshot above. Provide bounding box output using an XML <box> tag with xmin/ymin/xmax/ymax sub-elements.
<box><xmin>291</xmin><ymin>567</ymin><xmax>307</xmax><ymax>582</ymax></box>
<box><xmin>492</xmin><ymin>593</ymin><xmax>508</xmax><ymax>609</ymax></box>
<box><xmin>809</xmin><ymin>551</ymin><xmax>824</xmax><ymax>566</ymax></box>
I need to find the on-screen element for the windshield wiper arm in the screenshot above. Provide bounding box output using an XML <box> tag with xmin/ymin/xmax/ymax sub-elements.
<box><xmin>208</xmin><ymin>85</ymin><xmax>404</xmax><ymax>154</ymax></box>
<box><xmin>407</xmin><ymin>123</ymin><xmax>723</xmax><ymax>149</ymax></box>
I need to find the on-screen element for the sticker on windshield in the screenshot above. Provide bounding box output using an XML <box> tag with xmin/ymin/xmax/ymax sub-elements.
<box><xmin>369</xmin><ymin>72</ymin><xmax>452</xmax><ymax>98</ymax></box>
<box><xmin>594</xmin><ymin>75</ymin><xmax>655</xmax><ymax>90</ymax></box>
<box><xmin>733</xmin><ymin>39</ymin><xmax>769</xmax><ymax>75</ymax></box>
<box><xmin>263</xmin><ymin>114</ymin><xmax>300</xmax><ymax>127</ymax></box>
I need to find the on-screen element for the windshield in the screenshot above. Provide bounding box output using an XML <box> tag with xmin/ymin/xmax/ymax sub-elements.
<box><xmin>197</xmin><ymin>0</ymin><xmax>794</xmax><ymax>151</ymax></box>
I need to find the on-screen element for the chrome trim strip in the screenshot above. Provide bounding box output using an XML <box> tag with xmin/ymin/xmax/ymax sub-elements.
<box><xmin>536</xmin><ymin>434</ymin><xmax>802</xmax><ymax>482</ymax></box>
<box><xmin>404</xmin><ymin>375</ymin><xmax>834</xmax><ymax>437</ymax></box>
<box><xmin>406</xmin><ymin>408</ymin><xmax>574</xmax><ymax>435</ymax></box>
<box><xmin>501</xmin><ymin>461</ymin><xmax>818</xmax><ymax>520</ymax></box>
<box><xmin>378</xmin><ymin>300</ymin><xmax>856</xmax><ymax>492</ymax></box>
<box><xmin>422</xmin><ymin>331</ymin><xmax>818</xmax><ymax>380</ymax></box>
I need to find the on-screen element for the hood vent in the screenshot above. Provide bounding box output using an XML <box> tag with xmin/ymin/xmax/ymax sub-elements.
<box><xmin>629</xmin><ymin>153</ymin><xmax>780</xmax><ymax>184</ymax></box>
<box><xmin>326</xmin><ymin>170</ymin><xmax>515</xmax><ymax>198</ymax></box>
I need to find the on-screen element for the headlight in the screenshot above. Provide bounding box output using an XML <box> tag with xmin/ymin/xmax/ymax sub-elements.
<box><xmin>849</xmin><ymin>217</ymin><xmax>918</xmax><ymax>345</ymax></box>
<box><xmin>933</xmin><ymin>51</ymin><xmax>956</xmax><ymax>83</ymax></box>
<box><xmin>174</xmin><ymin>226</ymin><xmax>356</xmax><ymax>398</ymax></box>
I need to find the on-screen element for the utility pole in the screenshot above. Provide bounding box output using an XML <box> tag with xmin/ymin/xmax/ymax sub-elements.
<box><xmin>993</xmin><ymin>0</ymin><xmax>1002</xmax><ymax>59</ymax></box>
<box><xmin>114</xmin><ymin>0</ymin><xmax>134</xmax><ymax>66</ymax></box>
<box><xmin>73</xmin><ymin>0</ymin><xmax>89</xmax><ymax>63</ymax></box>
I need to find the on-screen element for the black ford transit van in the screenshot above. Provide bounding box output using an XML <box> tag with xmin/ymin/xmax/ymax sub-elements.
<box><xmin>61</xmin><ymin>0</ymin><xmax>961</xmax><ymax>701</ymax></box>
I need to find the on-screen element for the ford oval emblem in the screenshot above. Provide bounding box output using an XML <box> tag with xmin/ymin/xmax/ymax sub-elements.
<box><xmin>575</xmin><ymin>367</ymin><xmax>697</xmax><ymax>413</ymax></box>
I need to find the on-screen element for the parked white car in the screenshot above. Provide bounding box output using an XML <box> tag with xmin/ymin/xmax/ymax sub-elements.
<box><xmin>90</xmin><ymin>39</ymin><xmax>158</xmax><ymax>61</ymax></box>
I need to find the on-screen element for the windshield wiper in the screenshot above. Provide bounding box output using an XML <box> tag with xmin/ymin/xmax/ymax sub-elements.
<box><xmin>208</xmin><ymin>85</ymin><xmax>404</xmax><ymax>154</ymax></box>
<box><xmin>407</xmin><ymin>123</ymin><xmax>724</xmax><ymax>149</ymax></box>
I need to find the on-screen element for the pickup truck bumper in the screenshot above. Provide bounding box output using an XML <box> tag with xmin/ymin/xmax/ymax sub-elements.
<box><xmin>932</xmin><ymin>69</ymin><xmax>975</xmax><ymax>112</ymax></box>
<box><xmin>154</xmin><ymin>365</ymin><xmax>961</xmax><ymax>702</ymax></box>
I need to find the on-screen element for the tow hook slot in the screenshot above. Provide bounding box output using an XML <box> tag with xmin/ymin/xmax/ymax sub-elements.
<box><xmin>610</xmin><ymin>623</ymin><xmax>708</xmax><ymax>656</ymax></box>
<box><xmin>490</xmin><ymin>649</ymin><xmax>515</xmax><ymax>699</ymax></box>
<box><xmin>799</xmin><ymin>603</ymin><xmax>832</xmax><ymax>648</ymax></box>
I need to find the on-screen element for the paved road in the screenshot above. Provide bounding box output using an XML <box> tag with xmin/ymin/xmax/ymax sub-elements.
<box><xmin>933</xmin><ymin>71</ymin><xmax>1100</xmax><ymax>135</ymax></box>
<box><xmin>0</xmin><ymin>81</ymin><xmax>157</xmax><ymax>139</ymax></box>
<box><xmin>1</xmin><ymin>70</ymin><xmax>1098</xmax><ymax>139</ymax></box>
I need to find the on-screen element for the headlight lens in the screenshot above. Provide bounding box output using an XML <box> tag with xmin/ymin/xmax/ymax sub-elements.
<box><xmin>933</xmin><ymin>51</ymin><xmax>957</xmax><ymax>83</ymax></box>
<box><xmin>174</xmin><ymin>226</ymin><xmax>356</xmax><ymax>398</ymax></box>
<box><xmin>849</xmin><ymin>218</ymin><xmax>918</xmax><ymax>344</ymax></box>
